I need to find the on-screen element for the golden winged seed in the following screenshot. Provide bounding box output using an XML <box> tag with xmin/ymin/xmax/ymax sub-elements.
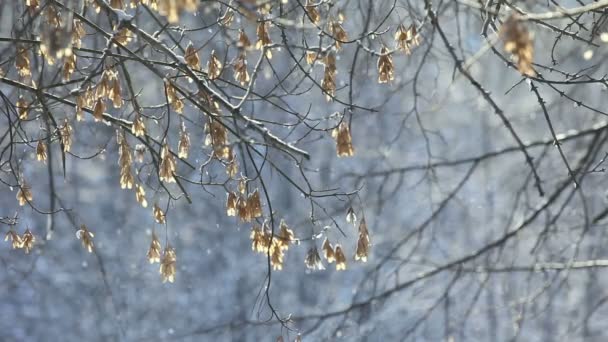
<box><xmin>233</xmin><ymin>53</ymin><xmax>250</xmax><ymax>86</ymax></box>
<box><xmin>178</xmin><ymin>123</ymin><xmax>190</xmax><ymax>159</ymax></box>
<box><xmin>132</xmin><ymin>113</ymin><xmax>146</xmax><ymax>137</ymax></box>
<box><xmin>346</xmin><ymin>207</ymin><xmax>356</xmax><ymax>224</ymax></box>
<box><xmin>207</xmin><ymin>50</ymin><xmax>223</xmax><ymax>80</ymax></box>
<box><xmin>334</xmin><ymin>244</ymin><xmax>346</xmax><ymax>270</ymax></box>
<box><xmin>17</xmin><ymin>181</ymin><xmax>33</xmax><ymax>206</ymax></box>
<box><xmin>305</xmin><ymin>0</ymin><xmax>321</xmax><ymax>24</ymax></box>
<box><xmin>159</xmin><ymin>245</ymin><xmax>177</xmax><ymax>283</ymax></box>
<box><xmin>501</xmin><ymin>15</ymin><xmax>535</xmax><ymax>77</ymax></box>
<box><xmin>377</xmin><ymin>46</ymin><xmax>394</xmax><ymax>84</ymax></box>
<box><xmin>226</xmin><ymin>192</ymin><xmax>238</xmax><ymax>217</ymax></box>
<box><xmin>76</xmin><ymin>224</ymin><xmax>95</xmax><ymax>253</ymax></box>
<box><xmin>5</xmin><ymin>230</ymin><xmax>23</xmax><ymax>249</ymax></box>
<box><xmin>256</xmin><ymin>22</ymin><xmax>273</xmax><ymax>59</ymax></box>
<box><xmin>36</xmin><ymin>140</ymin><xmax>47</xmax><ymax>163</ymax></box>
<box><xmin>332</xmin><ymin>122</ymin><xmax>354</xmax><ymax>157</ymax></box>
<box><xmin>159</xmin><ymin>142</ymin><xmax>177</xmax><ymax>183</ymax></box>
<box><xmin>322</xmin><ymin>237</ymin><xmax>335</xmax><ymax>263</ymax></box>
<box><xmin>305</xmin><ymin>247</ymin><xmax>325</xmax><ymax>270</ymax></box>
<box><xmin>355</xmin><ymin>218</ymin><xmax>371</xmax><ymax>262</ymax></box>
<box><xmin>21</xmin><ymin>229</ymin><xmax>35</xmax><ymax>254</ymax></box>
<box><xmin>135</xmin><ymin>183</ymin><xmax>148</xmax><ymax>208</ymax></box>
<box><xmin>147</xmin><ymin>232</ymin><xmax>162</xmax><ymax>264</ymax></box>
<box><xmin>153</xmin><ymin>203</ymin><xmax>166</xmax><ymax>224</ymax></box>
<box><xmin>185</xmin><ymin>42</ymin><xmax>200</xmax><ymax>70</ymax></box>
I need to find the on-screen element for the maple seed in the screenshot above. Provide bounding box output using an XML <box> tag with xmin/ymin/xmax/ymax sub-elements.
<box><xmin>377</xmin><ymin>46</ymin><xmax>394</xmax><ymax>84</ymax></box>
<box><xmin>322</xmin><ymin>237</ymin><xmax>335</xmax><ymax>263</ymax></box>
<box><xmin>76</xmin><ymin>224</ymin><xmax>95</xmax><ymax>253</ymax></box>
<box><xmin>226</xmin><ymin>192</ymin><xmax>238</xmax><ymax>217</ymax></box>
<box><xmin>355</xmin><ymin>218</ymin><xmax>371</xmax><ymax>262</ymax></box>
<box><xmin>256</xmin><ymin>22</ymin><xmax>273</xmax><ymax>59</ymax></box>
<box><xmin>36</xmin><ymin>140</ymin><xmax>48</xmax><ymax>163</ymax></box>
<box><xmin>153</xmin><ymin>203</ymin><xmax>166</xmax><ymax>224</ymax></box>
<box><xmin>305</xmin><ymin>247</ymin><xmax>325</xmax><ymax>270</ymax></box>
<box><xmin>147</xmin><ymin>232</ymin><xmax>162</xmax><ymax>264</ymax></box>
<box><xmin>185</xmin><ymin>42</ymin><xmax>200</xmax><ymax>70</ymax></box>
<box><xmin>501</xmin><ymin>15</ymin><xmax>535</xmax><ymax>77</ymax></box>
<box><xmin>5</xmin><ymin>230</ymin><xmax>23</xmax><ymax>249</ymax></box>
<box><xmin>207</xmin><ymin>50</ymin><xmax>223</xmax><ymax>80</ymax></box>
<box><xmin>332</xmin><ymin>122</ymin><xmax>354</xmax><ymax>157</ymax></box>
<box><xmin>160</xmin><ymin>245</ymin><xmax>177</xmax><ymax>283</ymax></box>
<box><xmin>17</xmin><ymin>181</ymin><xmax>33</xmax><ymax>206</ymax></box>
<box><xmin>21</xmin><ymin>229</ymin><xmax>36</xmax><ymax>254</ymax></box>
<box><xmin>159</xmin><ymin>142</ymin><xmax>177</xmax><ymax>183</ymax></box>
<box><xmin>346</xmin><ymin>207</ymin><xmax>356</xmax><ymax>224</ymax></box>
<box><xmin>178</xmin><ymin>122</ymin><xmax>190</xmax><ymax>159</ymax></box>
<box><xmin>334</xmin><ymin>245</ymin><xmax>347</xmax><ymax>270</ymax></box>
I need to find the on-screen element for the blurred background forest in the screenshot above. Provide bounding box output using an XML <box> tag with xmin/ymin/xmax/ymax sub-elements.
<box><xmin>2</xmin><ymin>0</ymin><xmax>608</xmax><ymax>341</ymax></box>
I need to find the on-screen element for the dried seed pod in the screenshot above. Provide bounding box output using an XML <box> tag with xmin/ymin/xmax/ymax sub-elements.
<box><xmin>5</xmin><ymin>230</ymin><xmax>23</xmax><ymax>249</ymax></box>
<box><xmin>270</xmin><ymin>240</ymin><xmax>284</xmax><ymax>270</ymax></box>
<box><xmin>237</xmin><ymin>195</ymin><xmax>251</xmax><ymax>222</ymax></box>
<box><xmin>177</xmin><ymin>123</ymin><xmax>190</xmax><ymax>159</ymax></box>
<box><xmin>332</xmin><ymin>122</ymin><xmax>354</xmax><ymax>157</ymax></box>
<box><xmin>256</xmin><ymin>21</ymin><xmax>273</xmax><ymax>59</ymax></box>
<box><xmin>226</xmin><ymin>149</ymin><xmax>238</xmax><ymax>178</ymax></box>
<box><xmin>131</xmin><ymin>113</ymin><xmax>146</xmax><ymax>137</ymax></box>
<box><xmin>134</xmin><ymin>144</ymin><xmax>146</xmax><ymax>163</ymax></box>
<box><xmin>147</xmin><ymin>232</ymin><xmax>161</xmax><ymax>264</ymax></box>
<box><xmin>93</xmin><ymin>98</ymin><xmax>106</xmax><ymax>122</ymax></box>
<box><xmin>76</xmin><ymin>224</ymin><xmax>95</xmax><ymax>253</ymax></box>
<box><xmin>205</xmin><ymin>117</ymin><xmax>230</xmax><ymax>159</ymax></box>
<box><xmin>117</xmin><ymin>131</ymin><xmax>134</xmax><ymax>189</ymax></box>
<box><xmin>346</xmin><ymin>207</ymin><xmax>356</xmax><ymax>224</ymax></box>
<box><xmin>354</xmin><ymin>218</ymin><xmax>371</xmax><ymax>262</ymax></box>
<box><xmin>16</xmin><ymin>181</ymin><xmax>33</xmax><ymax>206</ymax></box>
<box><xmin>185</xmin><ymin>42</ymin><xmax>200</xmax><ymax>70</ymax></box>
<box><xmin>72</xmin><ymin>19</ymin><xmax>86</xmax><ymax>49</ymax></box>
<box><xmin>21</xmin><ymin>228</ymin><xmax>35</xmax><ymax>254</ymax></box>
<box><xmin>207</xmin><ymin>50</ymin><xmax>223</xmax><ymax>80</ymax></box>
<box><xmin>165</xmin><ymin>80</ymin><xmax>184</xmax><ymax>114</ymax></box>
<box><xmin>377</xmin><ymin>46</ymin><xmax>394</xmax><ymax>84</ymax></box>
<box><xmin>321</xmin><ymin>53</ymin><xmax>337</xmax><ymax>101</ymax></box>
<box><xmin>334</xmin><ymin>244</ymin><xmax>346</xmax><ymax>270</ymax></box>
<box><xmin>501</xmin><ymin>15</ymin><xmax>535</xmax><ymax>76</ymax></box>
<box><xmin>114</xmin><ymin>28</ymin><xmax>132</xmax><ymax>46</ymax></box>
<box><xmin>159</xmin><ymin>142</ymin><xmax>176</xmax><ymax>183</ymax></box>
<box><xmin>233</xmin><ymin>53</ymin><xmax>250</xmax><ymax>86</ymax></box>
<box><xmin>226</xmin><ymin>192</ymin><xmax>238</xmax><ymax>216</ymax></box>
<box><xmin>247</xmin><ymin>189</ymin><xmax>263</xmax><ymax>218</ymax></box>
<box><xmin>250</xmin><ymin>225</ymin><xmax>271</xmax><ymax>253</ymax></box>
<box><xmin>328</xmin><ymin>19</ymin><xmax>348</xmax><ymax>50</ymax></box>
<box><xmin>305</xmin><ymin>246</ymin><xmax>325</xmax><ymax>270</ymax></box>
<box><xmin>36</xmin><ymin>140</ymin><xmax>47</xmax><ymax>163</ymax></box>
<box><xmin>153</xmin><ymin>203</ymin><xmax>166</xmax><ymax>224</ymax></box>
<box><xmin>15</xmin><ymin>45</ymin><xmax>31</xmax><ymax>78</ymax></box>
<box><xmin>237</xmin><ymin>29</ymin><xmax>251</xmax><ymax>50</ymax></box>
<box><xmin>276</xmin><ymin>219</ymin><xmax>295</xmax><ymax>251</ymax></box>
<box><xmin>135</xmin><ymin>183</ymin><xmax>148</xmax><ymax>208</ymax></box>
<box><xmin>16</xmin><ymin>96</ymin><xmax>29</xmax><ymax>120</ymax></box>
<box><xmin>63</xmin><ymin>53</ymin><xmax>76</xmax><ymax>82</ymax></box>
<box><xmin>159</xmin><ymin>245</ymin><xmax>177</xmax><ymax>283</ymax></box>
<box><xmin>394</xmin><ymin>24</ymin><xmax>420</xmax><ymax>54</ymax></box>
<box><xmin>60</xmin><ymin>119</ymin><xmax>73</xmax><ymax>153</ymax></box>
<box><xmin>305</xmin><ymin>51</ymin><xmax>317</xmax><ymax>65</ymax></box>
<box><xmin>305</xmin><ymin>0</ymin><xmax>320</xmax><ymax>24</ymax></box>
<box><xmin>322</xmin><ymin>237</ymin><xmax>335</xmax><ymax>263</ymax></box>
